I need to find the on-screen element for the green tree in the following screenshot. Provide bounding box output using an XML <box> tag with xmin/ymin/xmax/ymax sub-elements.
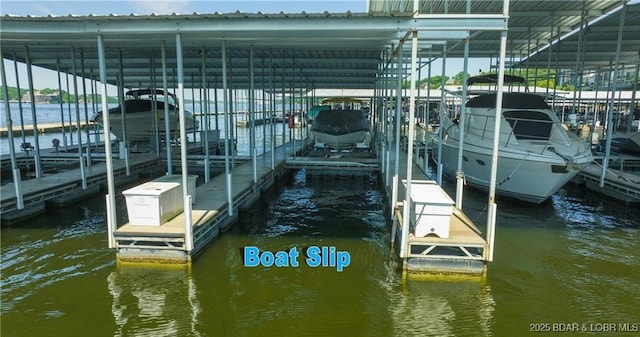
<box><xmin>0</xmin><ymin>85</ymin><xmax>119</xmax><ymax>103</ymax></box>
<box><xmin>453</xmin><ymin>71</ymin><xmax>471</xmax><ymax>85</ymax></box>
<box><xmin>39</xmin><ymin>88</ymin><xmax>58</xmax><ymax>95</ymax></box>
<box><xmin>425</xmin><ymin>75</ymin><xmax>449</xmax><ymax>89</ymax></box>
<box><xmin>478</xmin><ymin>68</ymin><xmax>571</xmax><ymax>90</ymax></box>
<box><xmin>0</xmin><ymin>86</ymin><xmax>27</xmax><ymax>101</ymax></box>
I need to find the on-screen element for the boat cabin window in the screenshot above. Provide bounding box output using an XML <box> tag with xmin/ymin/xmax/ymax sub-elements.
<box><xmin>124</xmin><ymin>99</ymin><xmax>176</xmax><ymax>113</ymax></box>
<box><xmin>503</xmin><ymin>110</ymin><xmax>553</xmax><ymax>140</ymax></box>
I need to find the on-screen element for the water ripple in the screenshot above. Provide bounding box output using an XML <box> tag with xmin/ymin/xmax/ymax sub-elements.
<box><xmin>1</xmin><ymin>213</ymin><xmax>113</xmax><ymax>313</ymax></box>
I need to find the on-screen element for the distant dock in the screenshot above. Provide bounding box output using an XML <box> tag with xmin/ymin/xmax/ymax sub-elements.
<box><xmin>0</xmin><ymin>121</ymin><xmax>95</xmax><ymax>137</ymax></box>
<box><xmin>236</xmin><ymin>117</ymin><xmax>285</xmax><ymax>127</ymax></box>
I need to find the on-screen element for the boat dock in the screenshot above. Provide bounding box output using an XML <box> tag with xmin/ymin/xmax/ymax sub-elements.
<box><xmin>285</xmin><ymin>156</ymin><xmax>379</xmax><ymax>174</ymax></box>
<box><xmin>113</xmin><ymin>141</ymin><xmax>305</xmax><ymax>263</ymax></box>
<box><xmin>2</xmin><ymin>0</ymin><xmax>636</xmax><ymax>281</ymax></box>
<box><xmin>386</xmin><ymin>147</ymin><xmax>488</xmax><ymax>276</ymax></box>
<box><xmin>577</xmin><ymin>162</ymin><xmax>640</xmax><ymax>203</ymax></box>
<box><xmin>0</xmin><ymin>121</ymin><xmax>95</xmax><ymax>137</ymax></box>
<box><xmin>593</xmin><ymin>153</ymin><xmax>640</xmax><ymax>171</ymax></box>
<box><xmin>1</xmin><ymin>153</ymin><xmax>158</xmax><ymax>223</ymax></box>
<box><xmin>236</xmin><ymin>117</ymin><xmax>285</xmax><ymax>127</ymax></box>
<box><xmin>0</xmin><ymin>137</ymin><xmax>223</xmax><ymax>173</ymax></box>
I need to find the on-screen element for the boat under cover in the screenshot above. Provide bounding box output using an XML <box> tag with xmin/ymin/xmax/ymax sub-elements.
<box><xmin>439</xmin><ymin>91</ymin><xmax>594</xmax><ymax>204</ymax></box>
<box><xmin>91</xmin><ymin>89</ymin><xmax>198</xmax><ymax>142</ymax></box>
<box><xmin>609</xmin><ymin>132</ymin><xmax>640</xmax><ymax>155</ymax></box>
<box><xmin>311</xmin><ymin>109</ymin><xmax>370</xmax><ymax>150</ymax></box>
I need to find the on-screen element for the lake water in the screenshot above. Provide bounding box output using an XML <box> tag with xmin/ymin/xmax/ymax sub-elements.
<box><xmin>1</xmin><ymin>163</ymin><xmax>639</xmax><ymax>336</ymax></box>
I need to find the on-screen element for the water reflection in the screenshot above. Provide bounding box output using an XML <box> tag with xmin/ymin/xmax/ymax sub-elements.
<box><xmin>107</xmin><ymin>265</ymin><xmax>201</xmax><ymax>337</ymax></box>
<box><xmin>0</xmin><ymin>205</ymin><xmax>110</xmax><ymax>313</ymax></box>
<box><xmin>389</xmin><ymin>276</ymin><xmax>495</xmax><ymax>336</ymax></box>
<box><xmin>234</xmin><ymin>169</ymin><xmax>497</xmax><ymax>336</ymax></box>
<box><xmin>551</xmin><ymin>188</ymin><xmax>640</xmax><ymax>324</ymax></box>
<box><xmin>4</xmin><ymin>160</ymin><xmax>638</xmax><ymax>336</ymax></box>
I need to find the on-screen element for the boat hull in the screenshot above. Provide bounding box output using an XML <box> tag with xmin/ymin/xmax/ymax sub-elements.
<box><xmin>310</xmin><ymin>109</ymin><xmax>370</xmax><ymax>150</ymax></box>
<box><xmin>95</xmin><ymin>111</ymin><xmax>199</xmax><ymax>142</ymax></box>
<box><xmin>440</xmin><ymin>140</ymin><xmax>590</xmax><ymax>204</ymax></box>
<box><xmin>312</xmin><ymin>130</ymin><xmax>369</xmax><ymax>150</ymax></box>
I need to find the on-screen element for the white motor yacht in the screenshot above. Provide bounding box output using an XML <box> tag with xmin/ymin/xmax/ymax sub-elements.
<box><xmin>438</xmin><ymin>75</ymin><xmax>593</xmax><ymax>204</ymax></box>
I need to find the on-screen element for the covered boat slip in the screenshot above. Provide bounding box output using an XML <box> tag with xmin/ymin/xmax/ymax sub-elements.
<box><xmin>387</xmin><ymin>146</ymin><xmax>487</xmax><ymax>276</ymax></box>
<box><xmin>114</xmin><ymin>140</ymin><xmax>304</xmax><ymax>263</ymax></box>
<box><xmin>2</xmin><ymin>0</ymin><xmax>638</xmax><ymax>275</ymax></box>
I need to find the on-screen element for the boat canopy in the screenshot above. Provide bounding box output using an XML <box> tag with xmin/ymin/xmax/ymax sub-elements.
<box><xmin>308</xmin><ymin>105</ymin><xmax>331</xmax><ymax>120</ymax></box>
<box><xmin>311</xmin><ymin>109</ymin><xmax>369</xmax><ymax>135</ymax></box>
<box><xmin>467</xmin><ymin>74</ymin><xmax>526</xmax><ymax>86</ymax></box>
<box><xmin>125</xmin><ymin>89</ymin><xmax>179</xmax><ymax>105</ymax></box>
<box><xmin>320</xmin><ymin>97</ymin><xmax>364</xmax><ymax>105</ymax></box>
<box><xmin>466</xmin><ymin>92</ymin><xmax>551</xmax><ymax>110</ymax></box>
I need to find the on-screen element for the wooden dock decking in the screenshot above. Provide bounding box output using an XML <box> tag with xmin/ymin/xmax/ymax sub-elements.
<box><xmin>113</xmin><ymin>141</ymin><xmax>305</xmax><ymax>263</ymax></box>
<box><xmin>386</xmin><ymin>147</ymin><xmax>487</xmax><ymax>276</ymax></box>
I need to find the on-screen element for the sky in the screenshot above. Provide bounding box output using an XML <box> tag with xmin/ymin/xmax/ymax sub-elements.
<box><xmin>0</xmin><ymin>0</ymin><xmax>367</xmax><ymax>16</ymax></box>
<box><xmin>1</xmin><ymin>0</ymin><xmax>489</xmax><ymax>93</ymax></box>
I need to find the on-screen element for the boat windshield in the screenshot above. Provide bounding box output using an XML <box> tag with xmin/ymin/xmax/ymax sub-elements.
<box><xmin>320</xmin><ymin>97</ymin><xmax>365</xmax><ymax>111</ymax></box>
<box><xmin>126</xmin><ymin>90</ymin><xmax>179</xmax><ymax>107</ymax></box>
<box><xmin>503</xmin><ymin>110</ymin><xmax>553</xmax><ymax>141</ymax></box>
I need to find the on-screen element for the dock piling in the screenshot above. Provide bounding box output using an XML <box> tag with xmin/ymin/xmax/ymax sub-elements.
<box><xmin>106</xmin><ymin>193</ymin><xmax>115</xmax><ymax>248</ymax></box>
<box><xmin>185</xmin><ymin>195</ymin><xmax>193</xmax><ymax>252</ymax></box>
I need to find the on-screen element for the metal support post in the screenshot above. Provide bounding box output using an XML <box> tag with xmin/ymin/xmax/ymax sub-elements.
<box><xmin>1</xmin><ymin>60</ymin><xmax>25</xmax><ymax>209</ymax></box>
<box><xmin>485</xmin><ymin>0</ymin><xmax>511</xmax><ymax>262</ymax></box>
<box><xmin>176</xmin><ymin>33</ymin><xmax>193</xmax><ymax>247</ymax></box>
<box><xmin>71</xmin><ymin>47</ymin><xmax>87</xmax><ymax>189</ymax></box>
<box><xmin>222</xmin><ymin>40</ymin><xmax>234</xmax><ymax>216</ymax></box>
<box><xmin>161</xmin><ymin>41</ymin><xmax>173</xmax><ymax>174</ymax></box>
<box><xmin>600</xmin><ymin>1</ymin><xmax>627</xmax><ymax>187</ymax></box>
<box><xmin>97</xmin><ymin>35</ymin><xmax>117</xmax><ymax>248</ymax></box>
<box><xmin>25</xmin><ymin>45</ymin><xmax>43</xmax><ymax>178</ymax></box>
<box><xmin>400</xmin><ymin>30</ymin><xmax>419</xmax><ymax>259</ymax></box>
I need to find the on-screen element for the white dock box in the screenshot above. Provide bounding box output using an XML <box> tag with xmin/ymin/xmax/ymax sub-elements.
<box><xmin>153</xmin><ymin>174</ymin><xmax>198</xmax><ymax>204</ymax></box>
<box><xmin>404</xmin><ymin>180</ymin><xmax>454</xmax><ymax>239</ymax></box>
<box><xmin>122</xmin><ymin>181</ymin><xmax>183</xmax><ymax>226</ymax></box>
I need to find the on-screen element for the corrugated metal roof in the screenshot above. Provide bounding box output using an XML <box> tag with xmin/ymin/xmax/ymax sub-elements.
<box><xmin>2</xmin><ymin>10</ymin><xmax>409</xmax><ymax>21</ymax></box>
<box><xmin>521</xmin><ymin>2</ymin><xmax>640</xmax><ymax>68</ymax></box>
<box><xmin>1</xmin><ymin>11</ymin><xmax>413</xmax><ymax>89</ymax></box>
<box><xmin>4</xmin><ymin>9</ymin><xmax>483</xmax><ymax>90</ymax></box>
<box><xmin>1</xmin><ymin>1</ymin><xmax>635</xmax><ymax>92</ymax></box>
<box><xmin>369</xmin><ymin>0</ymin><xmax>638</xmax><ymax>69</ymax></box>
